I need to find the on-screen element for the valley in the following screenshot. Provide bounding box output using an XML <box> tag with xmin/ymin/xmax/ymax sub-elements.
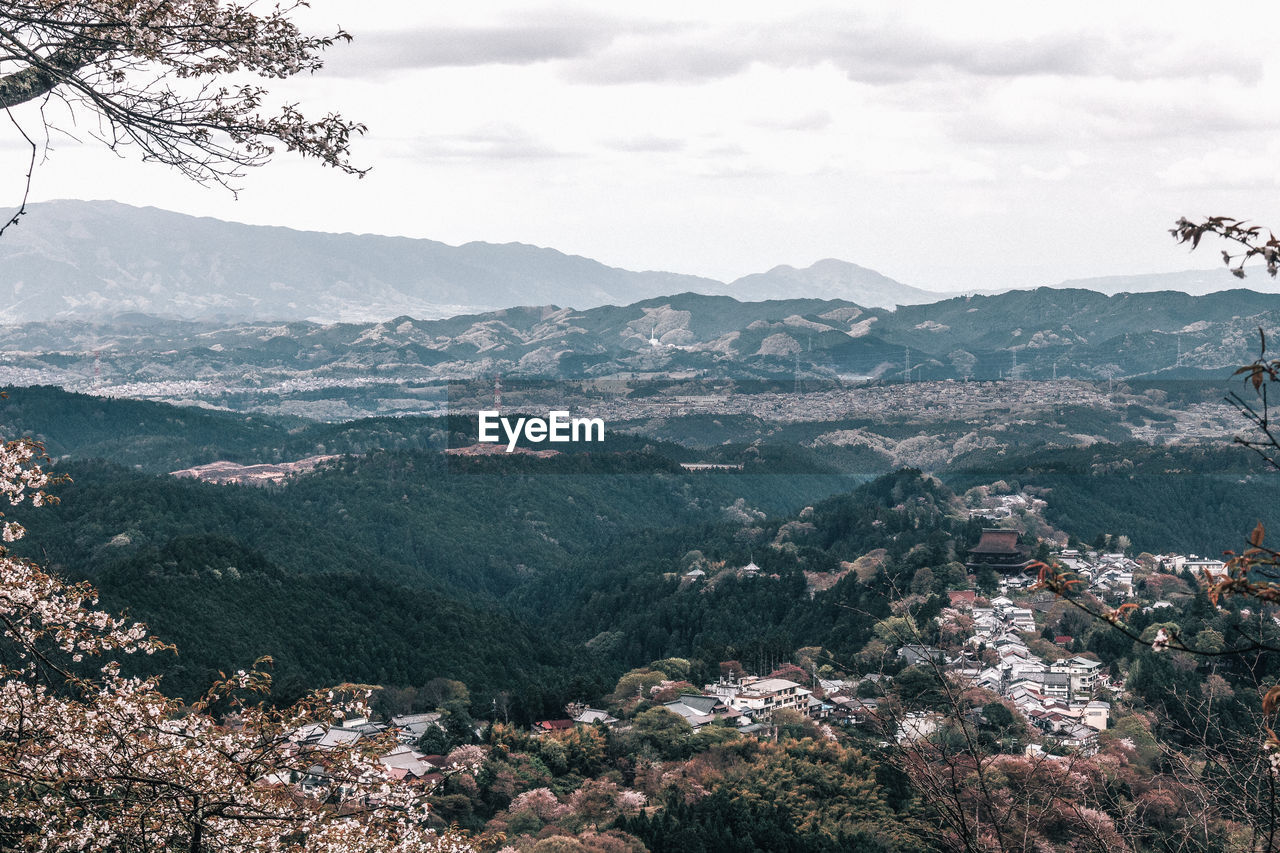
<box><xmin>4</xmin><ymin>205</ymin><xmax>1280</xmax><ymax>852</ymax></box>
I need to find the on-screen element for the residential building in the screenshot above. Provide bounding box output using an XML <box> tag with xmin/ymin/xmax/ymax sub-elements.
<box><xmin>663</xmin><ymin>695</ymin><xmax>746</xmax><ymax>730</ymax></box>
<box><xmin>390</xmin><ymin>712</ymin><xmax>443</xmax><ymax>744</ymax></box>
<box><xmin>1050</xmin><ymin>657</ymin><xmax>1102</xmax><ymax>702</ymax></box>
<box><xmin>722</xmin><ymin>677</ymin><xmax>812</xmax><ymax>719</ymax></box>
<box><xmin>1083</xmin><ymin>701</ymin><xmax>1110</xmax><ymax>731</ymax></box>
<box><xmin>898</xmin><ymin>644</ymin><xmax>946</xmax><ymax>667</ymax></box>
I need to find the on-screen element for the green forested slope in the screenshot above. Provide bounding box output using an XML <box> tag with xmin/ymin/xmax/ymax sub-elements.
<box><xmin>8</xmin><ymin>386</ymin><xmax>1280</xmax><ymax>722</ymax></box>
<box><xmin>944</xmin><ymin>443</ymin><xmax>1280</xmax><ymax>555</ymax></box>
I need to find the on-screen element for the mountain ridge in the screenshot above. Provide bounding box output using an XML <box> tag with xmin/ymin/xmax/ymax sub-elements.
<box><xmin>1</xmin><ymin>199</ymin><xmax>1270</xmax><ymax>326</ymax></box>
<box><xmin>1</xmin><ymin>200</ymin><xmax>931</xmax><ymax>322</ymax></box>
<box><xmin>2</xmin><ymin>288</ymin><xmax>1278</xmax><ymax>423</ymax></box>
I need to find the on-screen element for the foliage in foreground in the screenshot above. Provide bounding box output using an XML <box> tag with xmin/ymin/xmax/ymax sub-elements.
<box><xmin>0</xmin><ymin>437</ymin><xmax>481</xmax><ymax>852</ymax></box>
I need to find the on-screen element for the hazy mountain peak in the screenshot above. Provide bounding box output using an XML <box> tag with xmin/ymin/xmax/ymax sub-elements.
<box><xmin>0</xmin><ymin>201</ymin><xmax>960</xmax><ymax>321</ymax></box>
<box><xmin>728</xmin><ymin>258</ymin><xmax>950</xmax><ymax>308</ymax></box>
<box><xmin>0</xmin><ymin>201</ymin><xmax>724</xmax><ymax>324</ymax></box>
<box><xmin>5</xmin><ymin>200</ymin><xmax>1267</xmax><ymax>326</ymax></box>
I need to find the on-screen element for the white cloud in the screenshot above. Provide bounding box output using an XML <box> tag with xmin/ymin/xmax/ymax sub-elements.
<box><xmin>11</xmin><ymin>0</ymin><xmax>1280</xmax><ymax>293</ymax></box>
<box><xmin>1158</xmin><ymin>150</ymin><xmax>1280</xmax><ymax>190</ymax></box>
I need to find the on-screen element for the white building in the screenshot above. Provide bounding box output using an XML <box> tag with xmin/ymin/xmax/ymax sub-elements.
<box><xmin>1008</xmin><ymin>608</ymin><xmax>1037</xmax><ymax>632</ymax></box>
<box><xmin>1082</xmin><ymin>701</ymin><xmax>1110</xmax><ymax>731</ymax></box>
<box><xmin>1184</xmin><ymin>558</ymin><xmax>1228</xmax><ymax>580</ymax></box>
<box><xmin>1050</xmin><ymin>657</ymin><xmax>1103</xmax><ymax>702</ymax></box>
<box><xmin>719</xmin><ymin>677</ymin><xmax>813</xmax><ymax>719</ymax></box>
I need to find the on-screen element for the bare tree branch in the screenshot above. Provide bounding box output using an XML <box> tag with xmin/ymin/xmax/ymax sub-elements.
<box><xmin>0</xmin><ymin>103</ymin><xmax>35</xmax><ymax>236</ymax></box>
<box><xmin>0</xmin><ymin>0</ymin><xmax>367</xmax><ymax>208</ymax></box>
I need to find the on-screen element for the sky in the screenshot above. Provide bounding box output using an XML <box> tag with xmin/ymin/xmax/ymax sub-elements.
<box><xmin>7</xmin><ymin>1</ymin><xmax>1280</xmax><ymax>292</ymax></box>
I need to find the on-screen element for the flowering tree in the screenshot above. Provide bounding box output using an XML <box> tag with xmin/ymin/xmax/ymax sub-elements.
<box><xmin>0</xmin><ymin>0</ymin><xmax>367</xmax><ymax>233</ymax></box>
<box><xmin>0</xmin><ymin>437</ymin><xmax>480</xmax><ymax>852</ymax></box>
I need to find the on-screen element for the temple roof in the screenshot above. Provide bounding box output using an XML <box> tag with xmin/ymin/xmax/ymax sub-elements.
<box><xmin>970</xmin><ymin>529</ymin><xmax>1023</xmax><ymax>555</ymax></box>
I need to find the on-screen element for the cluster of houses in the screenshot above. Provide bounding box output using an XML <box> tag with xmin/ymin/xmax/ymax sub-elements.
<box><xmin>1057</xmin><ymin>550</ymin><xmax>1137</xmax><ymax>598</ymax></box>
<box><xmin>890</xmin><ymin>529</ymin><xmax>1245</xmax><ymax>755</ymax></box>
<box><xmin>666</xmin><ymin>533</ymin><xmax>1143</xmax><ymax>754</ymax></box>
<box><xmin>964</xmin><ymin>594</ymin><xmax>1109</xmax><ymax>752</ymax></box>
<box><xmin>281</xmin><ymin>528</ymin><xmax>1227</xmax><ymax>794</ymax></box>
<box><xmin>285</xmin><ymin>712</ymin><xmax>450</xmax><ymax>793</ymax></box>
<box><xmin>1020</xmin><ymin>543</ymin><xmax>1228</xmax><ymax>602</ymax></box>
<box><xmin>1058</xmin><ymin>548</ymin><xmax>1229</xmax><ymax>609</ymax></box>
<box><xmin>969</xmin><ymin>492</ymin><xmax>1045</xmax><ymax>523</ymax></box>
<box><xmin>538</xmin><ymin>674</ymin><xmax>826</xmax><ymax>737</ymax></box>
<box><xmin>849</xmin><ymin>561</ymin><xmax>1115</xmax><ymax>754</ymax></box>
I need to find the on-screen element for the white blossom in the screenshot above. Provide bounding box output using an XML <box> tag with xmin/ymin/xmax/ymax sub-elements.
<box><xmin>0</xmin><ymin>438</ymin><xmax>482</xmax><ymax>852</ymax></box>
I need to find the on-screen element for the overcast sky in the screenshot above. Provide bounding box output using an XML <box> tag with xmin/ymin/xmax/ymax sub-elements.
<box><xmin>8</xmin><ymin>1</ymin><xmax>1280</xmax><ymax>292</ymax></box>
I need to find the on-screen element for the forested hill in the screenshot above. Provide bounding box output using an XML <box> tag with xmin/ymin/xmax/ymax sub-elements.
<box><xmin>0</xmin><ymin>384</ymin><xmax>870</xmax><ymax>478</ymax></box>
<box><xmin>18</xmin><ymin>432</ymin><xmax>1272</xmax><ymax>719</ymax></box>
<box><xmin>2</xmin><ymin>393</ymin><xmax>862</xmax><ymax>709</ymax></box>
<box><xmin>944</xmin><ymin>442</ymin><xmax>1280</xmax><ymax>556</ymax></box>
<box><xmin>9</xmin><ymin>446</ymin><xmax>974</xmax><ymax>714</ymax></box>
<box><xmin>5</xmin><ymin>386</ymin><xmax>1279</xmax><ymax>720</ymax></box>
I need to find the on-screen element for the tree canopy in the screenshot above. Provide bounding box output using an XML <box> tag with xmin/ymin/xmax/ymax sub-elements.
<box><xmin>0</xmin><ymin>437</ymin><xmax>479</xmax><ymax>851</ymax></box>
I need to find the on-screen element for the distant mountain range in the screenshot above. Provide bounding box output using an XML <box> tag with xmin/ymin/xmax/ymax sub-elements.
<box><xmin>0</xmin><ymin>200</ymin><xmax>1263</xmax><ymax>324</ymax></box>
<box><xmin>725</xmin><ymin>258</ymin><xmax>945</xmax><ymax>305</ymax></box>
<box><xmin>0</xmin><ymin>200</ymin><xmax>943</xmax><ymax>322</ymax></box>
<box><xmin>2</xmin><ymin>288</ymin><xmax>1278</xmax><ymax>419</ymax></box>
